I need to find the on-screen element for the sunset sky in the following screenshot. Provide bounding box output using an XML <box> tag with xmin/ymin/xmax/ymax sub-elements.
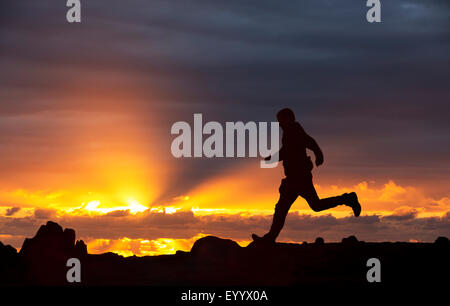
<box><xmin>0</xmin><ymin>0</ymin><xmax>449</xmax><ymax>256</ymax></box>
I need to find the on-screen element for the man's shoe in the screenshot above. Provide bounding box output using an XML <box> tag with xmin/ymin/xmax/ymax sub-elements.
<box><xmin>346</xmin><ymin>192</ymin><xmax>361</xmax><ymax>217</ymax></box>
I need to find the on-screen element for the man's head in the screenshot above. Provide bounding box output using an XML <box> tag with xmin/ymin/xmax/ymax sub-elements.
<box><xmin>276</xmin><ymin>108</ymin><xmax>295</xmax><ymax>130</ymax></box>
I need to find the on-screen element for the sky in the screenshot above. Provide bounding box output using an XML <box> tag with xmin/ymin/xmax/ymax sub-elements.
<box><xmin>0</xmin><ymin>0</ymin><xmax>449</xmax><ymax>256</ymax></box>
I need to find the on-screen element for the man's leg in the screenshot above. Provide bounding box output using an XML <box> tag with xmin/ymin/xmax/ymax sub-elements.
<box><xmin>263</xmin><ymin>191</ymin><xmax>298</xmax><ymax>241</ymax></box>
<box><xmin>300</xmin><ymin>177</ymin><xmax>361</xmax><ymax>216</ymax></box>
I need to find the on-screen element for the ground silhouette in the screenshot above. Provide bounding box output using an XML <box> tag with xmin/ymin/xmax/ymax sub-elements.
<box><xmin>1</xmin><ymin>221</ymin><xmax>449</xmax><ymax>287</ymax></box>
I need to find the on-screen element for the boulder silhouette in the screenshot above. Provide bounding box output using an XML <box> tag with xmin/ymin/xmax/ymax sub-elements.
<box><xmin>19</xmin><ymin>221</ymin><xmax>87</xmax><ymax>284</ymax></box>
<box><xmin>434</xmin><ymin>236</ymin><xmax>450</xmax><ymax>247</ymax></box>
<box><xmin>190</xmin><ymin>236</ymin><xmax>241</xmax><ymax>258</ymax></box>
<box><xmin>75</xmin><ymin>239</ymin><xmax>88</xmax><ymax>254</ymax></box>
<box><xmin>341</xmin><ymin>235</ymin><xmax>359</xmax><ymax>246</ymax></box>
<box><xmin>20</xmin><ymin>221</ymin><xmax>87</xmax><ymax>259</ymax></box>
<box><xmin>0</xmin><ymin>240</ymin><xmax>17</xmax><ymax>257</ymax></box>
<box><xmin>0</xmin><ymin>241</ymin><xmax>21</xmax><ymax>284</ymax></box>
<box><xmin>314</xmin><ymin>237</ymin><xmax>324</xmax><ymax>245</ymax></box>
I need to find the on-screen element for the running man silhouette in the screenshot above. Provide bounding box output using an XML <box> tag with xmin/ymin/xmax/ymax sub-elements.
<box><xmin>252</xmin><ymin>108</ymin><xmax>361</xmax><ymax>243</ymax></box>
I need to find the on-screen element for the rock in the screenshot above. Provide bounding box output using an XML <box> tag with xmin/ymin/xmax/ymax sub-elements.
<box><xmin>0</xmin><ymin>241</ymin><xmax>17</xmax><ymax>257</ymax></box>
<box><xmin>20</xmin><ymin>221</ymin><xmax>86</xmax><ymax>258</ymax></box>
<box><xmin>63</xmin><ymin>228</ymin><xmax>76</xmax><ymax>250</ymax></box>
<box><xmin>75</xmin><ymin>240</ymin><xmax>88</xmax><ymax>256</ymax></box>
<box><xmin>19</xmin><ymin>221</ymin><xmax>87</xmax><ymax>284</ymax></box>
<box><xmin>176</xmin><ymin>250</ymin><xmax>189</xmax><ymax>256</ymax></box>
<box><xmin>341</xmin><ymin>235</ymin><xmax>359</xmax><ymax>246</ymax></box>
<box><xmin>190</xmin><ymin>236</ymin><xmax>241</xmax><ymax>258</ymax></box>
<box><xmin>314</xmin><ymin>237</ymin><xmax>324</xmax><ymax>245</ymax></box>
<box><xmin>434</xmin><ymin>236</ymin><xmax>449</xmax><ymax>247</ymax></box>
<box><xmin>0</xmin><ymin>241</ymin><xmax>22</xmax><ymax>284</ymax></box>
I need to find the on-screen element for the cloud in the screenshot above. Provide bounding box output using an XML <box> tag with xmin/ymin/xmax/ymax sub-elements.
<box><xmin>5</xmin><ymin>207</ymin><xmax>20</xmax><ymax>216</ymax></box>
<box><xmin>0</xmin><ymin>0</ymin><xmax>449</xmax><ymax>202</ymax></box>
<box><xmin>1</xmin><ymin>206</ymin><xmax>449</xmax><ymax>254</ymax></box>
<box><xmin>382</xmin><ymin>207</ymin><xmax>419</xmax><ymax>221</ymax></box>
<box><xmin>33</xmin><ymin>208</ymin><xmax>56</xmax><ymax>219</ymax></box>
<box><xmin>104</xmin><ymin>210</ymin><xmax>130</xmax><ymax>217</ymax></box>
<box><xmin>314</xmin><ymin>180</ymin><xmax>450</xmax><ymax>215</ymax></box>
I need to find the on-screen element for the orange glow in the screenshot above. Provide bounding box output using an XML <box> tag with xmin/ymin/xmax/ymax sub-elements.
<box><xmin>86</xmin><ymin>235</ymin><xmax>251</xmax><ymax>256</ymax></box>
<box><xmin>1</xmin><ymin>175</ymin><xmax>448</xmax><ymax>219</ymax></box>
<box><xmin>168</xmin><ymin>163</ymin><xmax>449</xmax><ymax>218</ymax></box>
<box><xmin>69</xmin><ymin>198</ymin><xmax>149</xmax><ymax>215</ymax></box>
<box><xmin>1</xmin><ymin>120</ymin><xmax>449</xmax><ymax>256</ymax></box>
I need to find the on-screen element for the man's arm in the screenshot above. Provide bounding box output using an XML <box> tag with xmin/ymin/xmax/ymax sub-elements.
<box><xmin>305</xmin><ymin>133</ymin><xmax>324</xmax><ymax>166</ymax></box>
<box><xmin>264</xmin><ymin>146</ymin><xmax>283</xmax><ymax>162</ymax></box>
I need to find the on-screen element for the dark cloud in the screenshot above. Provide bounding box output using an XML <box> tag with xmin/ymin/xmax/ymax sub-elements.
<box><xmin>0</xmin><ymin>1</ymin><xmax>449</xmax><ymax>199</ymax></box>
<box><xmin>5</xmin><ymin>207</ymin><xmax>21</xmax><ymax>216</ymax></box>
<box><xmin>0</xmin><ymin>216</ymin><xmax>40</xmax><ymax>237</ymax></box>
<box><xmin>33</xmin><ymin>208</ymin><xmax>56</xmax><ymax>219</ymax></box>
<box><xmin>104</xmin><ymin>210</ymin><xmax>130</xmax><ymax>217</ymax></box>
<box><xmin>383</xmin><ymin>210</ymin><xmax>418</xmax><ymax>221</ymax></box>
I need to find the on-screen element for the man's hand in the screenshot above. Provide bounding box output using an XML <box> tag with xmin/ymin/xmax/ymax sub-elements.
<box><xmin>315</xmin><ymin>154</ymin><xmax>324</xmax><ymax>167</ymax></box>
